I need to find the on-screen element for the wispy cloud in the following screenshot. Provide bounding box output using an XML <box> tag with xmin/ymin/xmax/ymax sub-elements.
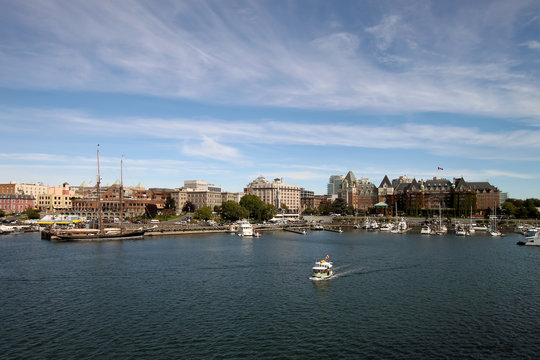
<box><xmin>1</xmin><ymin>1</ymin><xmax>540</xmax><ymax>119</ymax></box>
<box><xmin>181</xmin><ymin>137</ymin><xmax>242</xmax><ymax>162</ymax></box>
<box><xmin>3</xmin><ymin>107</ymin><xmax>540</xmax><ymax>162</ymax></box>
<box><xmin>520</xmin><ymin>40</ymin><xmax>540</xmax><ymax>50</ymax></box>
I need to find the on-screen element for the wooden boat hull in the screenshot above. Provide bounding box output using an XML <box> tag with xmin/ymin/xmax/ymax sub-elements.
<box><xmin>52</xmin><ymin>230</ymin><xmax>146</xmax><ymax>241</ymax></box>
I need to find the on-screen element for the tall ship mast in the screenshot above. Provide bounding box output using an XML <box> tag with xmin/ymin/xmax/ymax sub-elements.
<box><xmin>97</xmin><ymin>144</ymin><xmax>103</xmax><ymax>234</ymax></box>
<box><xmin>120</xmin><ymin>154</ymin><xmax>124</xmax><ymax>234</ymax></box>
<box><xmin>48</xmin><ymin>146</ymin><xmax>145</xmax><ymax>241</ymax></box>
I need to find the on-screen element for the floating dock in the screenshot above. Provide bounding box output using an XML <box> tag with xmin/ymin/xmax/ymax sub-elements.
<box><xmin>283</xmin><ymin>227</ymin><xmax>308</xmax><ymax>235</ymax></box>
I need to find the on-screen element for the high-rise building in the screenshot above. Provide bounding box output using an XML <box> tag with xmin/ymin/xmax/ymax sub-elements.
<box><xmin>327</xmin><ymin>175</ymin><xmax>344</xmax><ymax>196</ymax></box>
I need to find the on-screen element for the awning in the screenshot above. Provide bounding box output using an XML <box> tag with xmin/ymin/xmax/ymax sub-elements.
<box><xmin>374</xmin><ymin>202</ymin><xmax>389</xmax><ymax>207</ymax></box>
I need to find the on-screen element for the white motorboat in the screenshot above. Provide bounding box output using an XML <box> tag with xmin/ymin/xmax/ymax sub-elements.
<box><xmin>309</xmin><ymin>256</ymin><xmax>335</xmax><ymax>281</ymax></box>
<box><xmin>420</xmin><ymin>224</ymin><xmax>431</xmax><ymax>235</ymax></box>
<box><xmin>379</xmin><ymin>223</ymin><xmax>394</xmax><ymax>231</ymax></box>
<box><xmin>237</xmin><ymin>220</ymin><xmax>254</xmax><ymax>237</ymax></box>
<box><xmin>455</xmin><ymin>223</ymin><xmax>469</xmax><ymax>236</ymax></box>
<box><xmin>472</xmin><ymin>224</ymin><xmax>488</xmax><ymax>231</ymax></box>
<box><xmin>517</xmin><ymin>232</ymin><xmax>540</xmax><ymax>246</ymax></box>
<box><xmin>391</xmin><ymin>218</ymin><xmax>408</xmax><ymax>233</ymax></box>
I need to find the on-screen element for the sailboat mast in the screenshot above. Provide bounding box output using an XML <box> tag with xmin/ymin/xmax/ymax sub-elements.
<box><xmin>97</xmin><ymin>145</ymin><xmax>103</xmax><ymax>234</ymax></box>
<box><xmin>120</xmin><ymin>155</ymin><xmax>124</xmax><ymax>234</ymax></box>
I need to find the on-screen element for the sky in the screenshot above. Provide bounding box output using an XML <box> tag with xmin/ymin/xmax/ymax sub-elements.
<box><xmin>0</xmin><ymin>0</ymin><xmax>539</xmax><ymax>199</ymax></box>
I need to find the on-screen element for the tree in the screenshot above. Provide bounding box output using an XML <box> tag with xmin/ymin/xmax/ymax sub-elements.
<box><xmin>332</xmin><ymin>198</ymin><xmax>347</xmax><ymax>215</ymax></box>
<box><xmin>318</xmin><ymin>201</ymin><xmax>332</xmax><ymax>215</ymax></box>
<box><xmin>194</xmin><ymin>206</ymin><xmax>213</xmax><ymax>221</ymax></box>
<box><xmin>164</xmin><ymin>195</ymin><xmax>176</xmax><ymax>211</ymax></box>
<box><xmin>0</xmin><ymin>209</ymin><xmax>5</xmax><ymax>218</ymax></box>
<box><xmin>261</xmin><ymin>204</ymin><xmax>277</xmax><ymax>222</ymax></box>
<box><xmin>501</xmin><ymin>201</ymin><xmax>517</xmax><ymax>218</ymax></box>
<box><xmin>23</xmin><ymin>207</ymin><xmax>41</xmax><ymax>219</ymax></box>
<box><xmin>239</xmin><ymin>194</ymin><xmax>265</xmax><ymax>221</ymax></box>
<box><xmin>182</xmin><ymin>201</ymin><xmax>196</xmax><ymax>213</ymax></box>
<box><xmin>239</xmin><ymin>194</ymin><xmax>278</xmax><ymax>222</ymax></box>
<box><xmin>221</xmin><ymin>201</ymin><xmax>249</xmax><ymax>221</ymax></box>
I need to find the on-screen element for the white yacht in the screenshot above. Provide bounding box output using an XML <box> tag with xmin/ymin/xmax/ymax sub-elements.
<box><xmin>237</xmin><ymin>220</ymin><xmax>254</xmax><ymax>237</ymax></box>
<box><xmin>420</xmin><ymin>224</ymin><xmax>431</xmax><ymax>235</ymax></box>
<box><xmin>309</xmin><ymin>257</ymin><xmax>335</xmax><ymax>281</ymax></box>
<box><xmin>455</xmin><ymin>223</ymin><xmax>469</xmax><ymax>236</ymax></box>
<box><xmin>472</xmin><ymin>224</ymin><xmax>488</xmax><ymax>232</ymax></box>
<box><xmin>379</xmin><ymin>222</ymin><xmax>394</xmax><ymax>231</ymax></box>
<box><xmin>517</xmin><ymin>232</ymin><xmax>540</xmax><ymax>246</ymax></box>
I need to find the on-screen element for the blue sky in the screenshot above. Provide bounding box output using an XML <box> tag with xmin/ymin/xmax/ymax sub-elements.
<box><xmin>1</xmin><ymin>0</ymin><xmax>539</xmax><ymax>199</ymax></box>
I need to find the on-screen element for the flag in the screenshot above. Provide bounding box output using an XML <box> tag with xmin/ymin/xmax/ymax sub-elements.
<box><xmin>325</xmin><ymin>254</ymin><xmax>330</xmax><ymax>259</ymax></box>
<box><xmin>438</xmin><ymin>167</ymin><xmax>444</xmax><ymax>170</ymax></box>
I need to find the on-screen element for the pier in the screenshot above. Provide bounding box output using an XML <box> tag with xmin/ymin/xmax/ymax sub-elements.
<box><xmin>283</xmin><ymin>227</ymin><xmax>307</xmax><ymax>235</ymax></box>
<box><xmin>324</xmin><ymin>227</ymin><xmax>343</xmax><ymax>233</ymax></box>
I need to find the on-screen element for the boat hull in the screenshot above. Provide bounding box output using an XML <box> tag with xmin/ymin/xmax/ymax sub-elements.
<box><xmin>309</xmin><ymin>274</ymin><xmax>336</xmax><ymax>281</ymax></box>
<box><xmin>52</xmin><ymin>230</ymin><xmax>146</xmax><ymax>241</ymax></box>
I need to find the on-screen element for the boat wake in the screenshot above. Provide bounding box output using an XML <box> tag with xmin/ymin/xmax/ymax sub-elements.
<box><xmin>332</xmin><ymin>264</ymin><xmax>365</xmax><ymax>278</ymax></box>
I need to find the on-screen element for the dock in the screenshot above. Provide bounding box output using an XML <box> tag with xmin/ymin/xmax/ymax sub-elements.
<box><xmin>324</xmin><ymin>227</ymin><xmax>343</xmax><ymax>233</ymax></box>
<box><xmin>283</xmin><ymin>227</ymin><xmax>308</xmax><ymax>235</ymax></box>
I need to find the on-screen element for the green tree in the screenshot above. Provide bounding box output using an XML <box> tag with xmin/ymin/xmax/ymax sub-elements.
<box><xmin>182</xmin><ymin>201</ymin><xmax>196</xmax><ymax>213</ymax></box>
<box><xmin>239</xmin><ymin>194</ymin><xmax>278</xmax><ymax>222</ymax></box>
<box><xmin>164</xmin><ymin>195</ymin><xmax>176</xmax><ymax>211</ymax></box>
<box><xmin>221</xmin><ymin>201</ymin><xmax>249</xmax><ymax>221</ymax></box>
<box><xmin>239</xmin><ymin>194</ymin><xmax>265</xmax><ymax>221</ymax></box>
<box><xmin>261</xmin><ymin>204</ymin><xmax>277</xmax><ymax>222</ymax></box>
<box><xmin>193</xmin><ymin>206</ymin><xmax>213</xmax><ymax>221</ymax></box>
<box><xmin>501</xmin><ymin>201</ymin><xmax>517</xmax><ymax>218</ymax></box>
<box><xmin>318</xmin><ymin>201</ymin><xmax>332</xmax><ymax>215</ymax></box>
<box><xmin>332</xmin><ymin>198</ymin><xmax>347</xmax><ymax>215</ymax></box>
<box><xmin>23</xmin><ymin>207</ymin><xmax>41</xmax><ymax>219</ymax></box>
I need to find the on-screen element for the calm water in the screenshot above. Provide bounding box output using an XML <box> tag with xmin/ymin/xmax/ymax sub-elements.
<box><xmin>1</xmin><ymin>230</ymin><xmax>539</xmax><ymax>359</ymax></box>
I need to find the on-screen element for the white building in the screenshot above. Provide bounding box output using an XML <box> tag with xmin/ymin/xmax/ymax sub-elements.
<box><xmin>245</xmin><ymin>176</ymin><xmax>301</xmax><ymax>213</ymax></box>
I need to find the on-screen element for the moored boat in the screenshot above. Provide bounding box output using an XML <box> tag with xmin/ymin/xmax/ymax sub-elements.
<box><xmin>420</xmin><ymin>224</ymin><xmax>431</xmax><ymax>235</ymax></box>
<box><xmin>237</xmin><ymin>219</ymin><xmax>254</xmax><ymax>237</ymax></box>
<box><xmin>517</xmin><ymin>232</ymin><xmax>540</xmax><ymax>246</ymax></box>
<box><xmin>47</xmin><ymin>147</ymin><xmax>146</xmax><ymax>242</ymax></box>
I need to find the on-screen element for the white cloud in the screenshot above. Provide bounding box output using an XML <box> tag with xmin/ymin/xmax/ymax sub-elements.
<box><xmin>1</xmin><ymin>1</ymin><xmax>540</xmax><ymax>119</ymax></box>
<box><xmin>520</xmin><ymin>40</ymin><xmax>540</xmax><ymax>50</ymax></box>
<box><xmin>181</xmin><ymin>137</ymin><xmax>242</xmax><ymax>161</ymax></box>
<box><xmin>3</xmin><ymin>106</ymin><xmax>540</xmax><ymax>162</ymax></box>
<box><xmin>365</xmin><ymin>15</ymin><xmax>404</xmax><ymax>51</ymax></box>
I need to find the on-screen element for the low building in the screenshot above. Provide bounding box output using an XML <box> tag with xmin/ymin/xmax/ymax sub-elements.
<box><xmin>36</xmin><ymin>194</ymin><xmax>73</xmax><ymax>211</ymax></box>
<box><xmin>0</xmin><ymin>182</ymin><xmax>50</xmax><ymax>197</ymax></box>
<box><xmin>300</xmin><ymin>188</ymin><xmax>315</xmax><ymax>212</ymax></box>
<box><xmin>0</xmin><ymin>194</ymin><xmax>35</xmax><ymax>212</ymax></box>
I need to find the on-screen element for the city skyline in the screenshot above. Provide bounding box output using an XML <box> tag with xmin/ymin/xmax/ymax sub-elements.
<box><xmin>1</xmin><ymin>1</ymin><xmax>539</xmax><ymax>199</ymax></box>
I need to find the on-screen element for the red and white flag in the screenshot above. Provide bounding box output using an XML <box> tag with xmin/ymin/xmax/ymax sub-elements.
<box><xmin>325</xmin><ymin>254</ymin><xmax>330</xmax><ymax>259</ymax></box>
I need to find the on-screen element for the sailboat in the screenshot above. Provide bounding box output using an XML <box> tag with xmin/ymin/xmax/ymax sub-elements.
<box><xmin>436</xmin><ymin>202</ymin><xmax>447</xmax><ymax>235</ymax></box>
<box><xmin>52</xmin><ymin>147</ymin><xmax>145</xmax><ymax>241</ymax></box>
<box><xmin>489</xmin><ymin>204</ymin><xmax>502</xmax><ymax>237</ymax></box>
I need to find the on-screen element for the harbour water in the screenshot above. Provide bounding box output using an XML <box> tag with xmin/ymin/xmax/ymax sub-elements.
<box><xmin>1</xmin><ymin>230</ymin><xmax>539</xmax><ymax>359</ymax></box>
